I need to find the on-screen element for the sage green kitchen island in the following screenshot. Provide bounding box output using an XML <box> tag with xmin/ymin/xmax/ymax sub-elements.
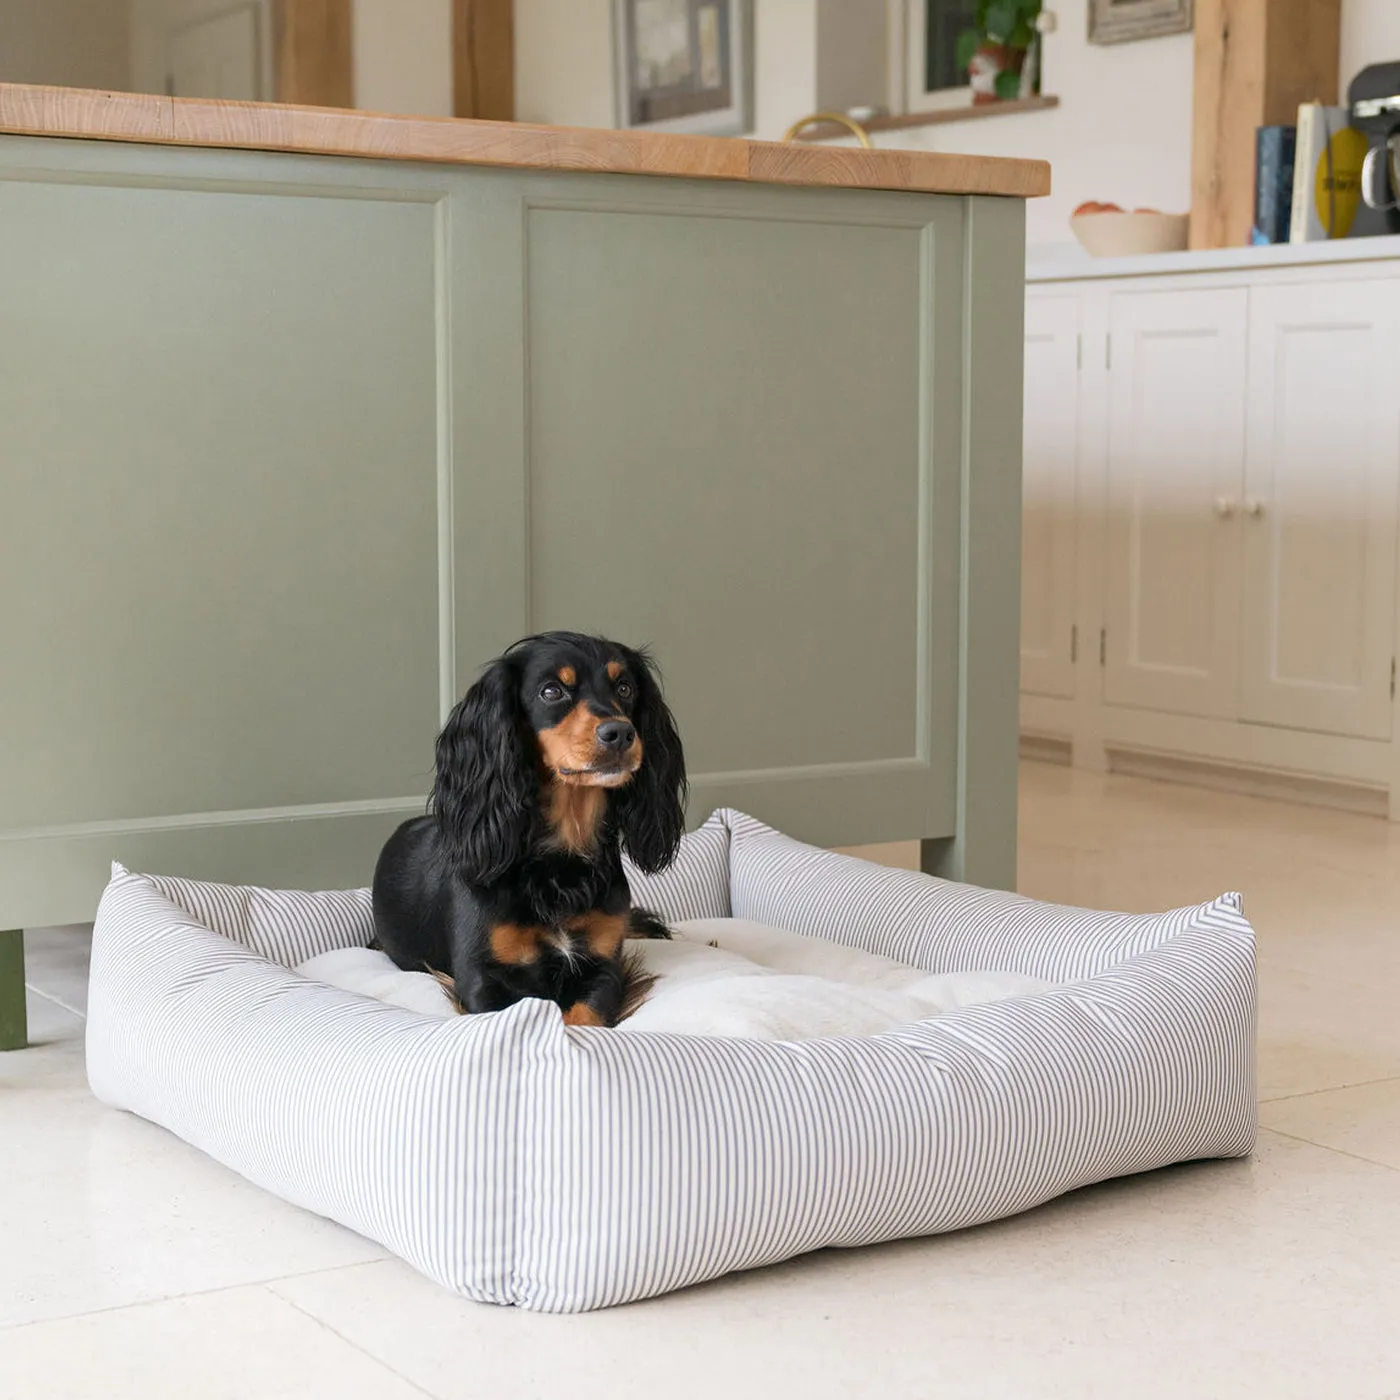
<box><xmin>0</xmin><ymin>83</ymin><xmax>1048</xmax><ymax>1047</ymax></box>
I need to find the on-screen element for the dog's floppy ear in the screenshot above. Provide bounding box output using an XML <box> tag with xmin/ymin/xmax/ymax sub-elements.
<box><xmin>613</xmin><ymin>647</ymin><xmax>687</xmax><ymax>874</ymax></box>
<box><xmin>431</xmin><ymin>658</ymin><xmax>534</xmax><ymax>885</ymax></box>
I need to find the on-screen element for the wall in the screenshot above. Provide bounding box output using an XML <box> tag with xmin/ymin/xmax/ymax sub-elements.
<box><xmin>0</xmin><ymin>0</ymin><xmax>132</xmax><ymax>89</ymax></box>
<box><xmin>352</xmin><ymin>0</ymin><xmax>451</xmax><ymax>115</ymax></box>
<box><xmin>512</xmin><ymin>0</ymin><xmax>1400</xmax><ymax>249</ymax></box>
<box><xmin>815</xmin><ymin>0</ymin><xmax>887</xmax><ymax>117</ymax></box>
<box><xmin>888</xmin><ymin>0</ymin><xmax>1400</xmax><ymax>245</ymax></box>
<box><xmin>752</xmin><ymin>0</ymin><xmax>817</xmax><ymax>137</ymax></box>
<box><xmin>515</xmin><ymin>0</ymin><xmax>835</xmax><ymax>134</ymax></box>
<box><xmin>131</xmin><ymin>0</ymin><xmax>450</xmax><ymax>112</ymax></box>
<box><xmin>508</xmin><ymin>0</ymin><xmax>1189</xmax><ymax>242</ymax></box>
<box><xmin>883</xmin><ymin>0</ymin><xmax>1195</xmax><ymax>245</ymax></box>
<box><xmin>129</xmin><ymin>0</ymin><xmax>273</xmax><ymax>96</ymax></box>
<box><xmin>1342</xmin><ymin>3</ymin><xmax>1400</xmax><ymax>99</ymax></box>
<box><xmin>516</xmin><ymin>0</ymin><xmax>874</xmax><ymax>138</ymax></box>
<box><xmin>516</xmin><ymin>0</ymin><xmax>612</xmax><ymax>126</ymax></box>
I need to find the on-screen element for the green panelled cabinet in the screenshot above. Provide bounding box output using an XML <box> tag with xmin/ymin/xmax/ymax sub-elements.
<box><xmin>0</xmin><ymin>95</ymin><xmax>1041</xmax><ymax>1047</ymax></box>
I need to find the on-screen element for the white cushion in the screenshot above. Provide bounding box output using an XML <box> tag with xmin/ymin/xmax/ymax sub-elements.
<box><xmin>86</xmin><ymin>809</ymin><xmax>1256</xmax><ymax>1313</ymax></box>
<box><xmin>291</xmin><ymin>916</ymin><xmax>1054</xmax><ymax>1042</ymax></box>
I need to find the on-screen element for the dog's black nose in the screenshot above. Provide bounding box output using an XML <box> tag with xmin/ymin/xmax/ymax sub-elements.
<box><xmin>595</xmin><ymin>720</ymin><xmax>636</xmax><ymax>751</ymax></box>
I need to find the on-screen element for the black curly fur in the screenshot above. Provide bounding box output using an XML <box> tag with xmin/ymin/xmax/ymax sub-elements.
<box><xmin>608</xmin><ymin>647</ymin><xmax>687</xmax><ymax>874</ymax></box>
<box><xmin>430</xmin><ymin>659</ymin><xmax>536</xmax><ymax>886</ymax></box>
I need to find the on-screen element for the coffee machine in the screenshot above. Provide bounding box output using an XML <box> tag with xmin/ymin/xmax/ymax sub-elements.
<box><xmin>1351</xmin><ymin>60</ymin><xmax>1400</xmax><ymax>236</ymax></box>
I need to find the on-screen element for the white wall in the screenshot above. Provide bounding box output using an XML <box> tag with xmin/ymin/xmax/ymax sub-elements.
<box><xmin>882</xmin><ymin>0</ymin><xmax>1195</xmax><ymax>245</ymax></box>
<box><xmin>1342</xmin><ymin>3</ymin><xmax>1400</xmax><ymax>99</ymax></box>
<box><xmin>515</xmin><ymin>0</ymin><xmax>832</xmax><ymax>133</ymax></box>
<box><xmin>887</xmin><ymin>0</ymin><xmax>1400</xmax><ymax>246</ymax></box>
<box><xmin>0</xmin><ymin>0</ymin><xmax>132</xmax><ymax>89</ymax></box>
<box><xmin>129</xmin><ymin>0</ymin><xmax>273</xmax><ymax>96</ymax></box>
<box><xmin>816</xmin><ymin>0</ymin><xmax>887</xmax><ymax>117</ymax></box>
<box><xmin>516</xmin><ymin>0</ymin><xmax>880</xmax><ymax>136</ymax></box>
<box><xmin>508</xmin><ymin>0</ymin><xmax>1191</xmax><ymax>243</ymax></box>
<box><xmin>752</xmin><ymin>0</ymin><xmax>818</xmax><ymax>136</ymax></box>
<box><xmin>352</xmin><ymin>0</ymin><xmax>452</xmax><ymax>115</ymax></box>
<box><xmin>511</xmin><ymin>0</ymin><xmax>1400</xmax><ymax>249</ymax></box>
<box><xmin>131</xmin><ymin>0</ymin><xmax>451</xmax><ymax>113</ymax></box>
<box><xmin>516</xmin><ymin>0</ymin><xmax>613</xmax><ymax>126</ymax></box>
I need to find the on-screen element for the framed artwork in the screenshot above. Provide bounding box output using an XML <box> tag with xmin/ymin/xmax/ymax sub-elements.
<box><xmin>613</xmin><ymin>0</ymin><xmax>753</xmax><ymax>136</ymax></box>
<box><xmin>1088</xmin><ymin>0</ymin><xmax>1193</xmax><ymax>45</ymax></box>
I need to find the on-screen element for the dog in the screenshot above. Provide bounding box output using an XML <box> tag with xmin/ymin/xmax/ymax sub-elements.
<box><xmin>372</xmin><ymin>632</ymin><xmax>687</xmax><ymax>1026</ymax></box>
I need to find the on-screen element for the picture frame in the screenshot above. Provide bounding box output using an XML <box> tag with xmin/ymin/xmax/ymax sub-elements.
<box><xmin>613</xmin><ymin>0</ymin><xmax>753</xmax><ymax>137</ymax></box>
<box><xmin>1088</xmin><ymin>0</ymin><xmax>1193</xmax><ymax>45</ymax></box>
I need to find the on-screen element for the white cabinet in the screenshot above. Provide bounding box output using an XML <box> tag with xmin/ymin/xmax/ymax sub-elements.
<box><xmin>1240</xmin><ymin>280</ymin><xmax>1400</xmax><ymax>740</ymax></box>
<box><xmin>1020</xmin><ymin>295</ymin><xmax>1081</xmax><ymax>699</ymax></box>
<box><xmin>1021</xmin><ymin>250</ymin><xmax>1400</xmax><ymax>811</ymax></box>
<box><xmin>1102</xmin><ymin>288</ymin><xmax>1248</xmax><ymax>719</ymax></box>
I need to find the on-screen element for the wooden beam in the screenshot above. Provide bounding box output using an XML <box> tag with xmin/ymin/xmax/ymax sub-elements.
<box><xmin>454</xmin><ymin>0</ymin><xmax>514</xmax><ymax>121</ymax></box>
<box><xmin>275</xmin><ymin>0</ymin><xmax>353</xmax><ymax>109</ymax></box>
<box><xmin>1190</xmin><ymin>0</ymin><xmax>1341</xmax><ymax>249</ymax></box>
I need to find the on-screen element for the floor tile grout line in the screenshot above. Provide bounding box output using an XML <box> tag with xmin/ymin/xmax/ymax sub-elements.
<box><xmin>24</xmin><ymin>984</ymin><xmax>87</xmax><ymax>1020</ymax></box>
<box><xmin>270</xmin><ymin>1289</ymin><xmax>441</xmax><ymax>1399</ymax></box>
<box><xmin>0</xmin><ymin>1255</ymin><xmax>392</xmax><ymax>1334</ymax></box>
<box><xmin>1259</xmin><ymin>1074</ymin><xmax>1400</xmax><ymax>1106</ymax></box>
<box><xmin>1260</xmin><ymin>1125</ymin><xmax>1400</xmax><ymax>1176</ymax></box>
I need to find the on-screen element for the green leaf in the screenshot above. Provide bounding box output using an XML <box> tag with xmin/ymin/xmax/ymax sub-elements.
<box><xmin>994</xmin><ymin>69</ymin><xmax>1023</xmax><ymax>101</ymax></box>
<box><xmin>1009</xmin><ymin>20</ymin><xmax>1035</xmax><ymax>46</ymax></box>
<box><xmin>955</xmin><ymin>28</ymin><xmax>982</xmax><ymax>72</ymax></box>
<box><xmin>985</xmin><ymin>1</ymin><xmax>1017</xmax><ymax>41</ymax></box>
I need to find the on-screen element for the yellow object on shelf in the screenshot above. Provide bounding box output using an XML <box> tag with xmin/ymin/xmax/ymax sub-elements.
<box><xmin>1290</xmin><ymin>104</ymin><xmax>1369</xmax><ymax>242</ymax></box>
<box><xmin>781</xmin><ymin>112</ymin><xmax>874</xmax><ymax>148</ymax></box>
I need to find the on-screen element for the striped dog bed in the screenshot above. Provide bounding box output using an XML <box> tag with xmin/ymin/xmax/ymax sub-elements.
<box><xmin>85</xmin><ymin>809</ymin><xmax>1256</xmax><ymax>1312</ymax></box>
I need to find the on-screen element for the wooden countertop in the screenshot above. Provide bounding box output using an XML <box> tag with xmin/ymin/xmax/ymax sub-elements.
<box><xmin>0</xmin><ymin>83</ymin><xmax>1050</xmax><ymax>199</ymax></box>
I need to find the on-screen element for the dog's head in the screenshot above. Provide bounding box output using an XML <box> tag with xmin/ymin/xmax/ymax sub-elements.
<box><xmin>431</xmin><ymin>632</ymin><xmax>688</xmax><ymax>884</ymax></box>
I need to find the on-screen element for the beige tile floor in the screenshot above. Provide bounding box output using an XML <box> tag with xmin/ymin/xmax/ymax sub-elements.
<box><xmin>4</xmin><ymin>761</ymin><xmax>1400</xmax><ymax>1399</ymax></box>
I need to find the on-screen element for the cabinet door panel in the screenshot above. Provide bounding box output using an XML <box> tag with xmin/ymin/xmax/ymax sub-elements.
<box><xmin>1241</xmin><ymin>280</ymin><xmax>1400</xmax><ymax>739</ymax></box>
<box><xmin>1021</xmin><ymin>294</ymin><xmax>1080</xmax><ymax>699</ymax></box>
<box><xmin>1103</xmin><ymin>288</ymin><xmax>1247</xmax><ymax>718</ymax></box>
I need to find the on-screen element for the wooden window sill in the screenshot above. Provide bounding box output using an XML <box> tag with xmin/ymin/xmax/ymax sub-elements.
<box><xmin>791</xmin><ymin>96</ymin><xmax>1060</xmax><ymax>142</ymax></box>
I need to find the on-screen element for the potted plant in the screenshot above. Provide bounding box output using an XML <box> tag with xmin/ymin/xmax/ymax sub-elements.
<box><xmin>956</xmin><ymin>0</ymin><xmax>1044</xmax><ymax>104</ymax></box>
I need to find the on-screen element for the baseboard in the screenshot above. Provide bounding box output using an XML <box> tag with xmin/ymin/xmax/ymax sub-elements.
<box><xmin>1103</xmin><ymin>743</ymin><xmax>1389</xmax><ymax>818</ymax></box>
<box><xmin>1020</xmin><ymin>731</ymin><xmax>1072</xmax><ymax>766</ymax></box>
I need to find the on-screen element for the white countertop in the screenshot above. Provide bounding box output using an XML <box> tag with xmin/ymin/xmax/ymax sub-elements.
<box><xmin>1027</xmin><ymin>233</ymin><xmax>1400</xmax><ymax>282</ymax></box>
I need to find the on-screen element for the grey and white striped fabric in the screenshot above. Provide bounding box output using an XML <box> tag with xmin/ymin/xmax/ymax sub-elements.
<box><xmin>623</xmin><ymin>808</ymin><xmax>731</xmax><ymax>920</ymax></box>
<box><xmin>86</xmin><ymin>809</ymin><xmax>1256</xmax><ymax>1312</ymax></box>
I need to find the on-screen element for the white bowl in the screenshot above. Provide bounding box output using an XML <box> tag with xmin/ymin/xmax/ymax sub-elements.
<box><xmin>1069</xmin><ymin>210</ymin><xmax>1190</xmax><ymax>258</ymax></box>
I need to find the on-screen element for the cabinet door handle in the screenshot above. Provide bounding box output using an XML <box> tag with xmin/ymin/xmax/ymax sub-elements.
<box><xmin>1213</xmin><ymin>497</ymin><xmax>1237</xmax><ymax>518</ymax></box>
<box><xmin>1245</xmin><ymin>498</ymin><xmax>1266</xmax><ymax>518</ymax></box>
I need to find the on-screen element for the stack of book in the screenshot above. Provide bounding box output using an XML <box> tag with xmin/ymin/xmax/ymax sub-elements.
<box><xmin>1252</xmin><ymin>104</ymin><xmax>1369</xmax><ymax>245</ymax></box>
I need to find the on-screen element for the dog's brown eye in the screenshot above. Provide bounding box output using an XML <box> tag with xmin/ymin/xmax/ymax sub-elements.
<box><xmin>616</xmin><ymin>680</ymin><xmax>635</xmax><ymax>701</ymax></box>
<box><xmin>540</xmin><ymin>683</ymin><xmax>567</xmax><ymax>703</ymax></box>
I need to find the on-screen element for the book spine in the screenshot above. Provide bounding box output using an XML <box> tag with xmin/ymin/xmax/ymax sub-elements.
<box><xmin>1288</xmin><ymin>106</ymin><xmax>1314</xmax><ymax>243</ymax></box>
<box><xmin>1254</xmin><ymin>125</ymin><xmax>1296</xmax><ymax>244</ymax></box>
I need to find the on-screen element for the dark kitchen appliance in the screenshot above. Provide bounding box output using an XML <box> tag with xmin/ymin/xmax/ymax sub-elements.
<box><xmin>1350</xmin><ymin>60</ymin><xmax>1400</xmax><ymax>236</ymax></box>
